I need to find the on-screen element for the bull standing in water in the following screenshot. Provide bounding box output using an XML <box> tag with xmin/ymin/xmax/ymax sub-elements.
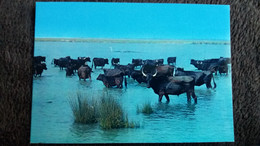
<box><xmin>92</xmin><ymin>58</ymin><xmax>109</xmax><ymax>69</ymax></box>
<box><xmin>33</xmin><ymin>63</ymin><xmax>47</xmax><ymax>77</ymax></box>
<box><xmin>33</xmin><ymin>56</ymin><xmax>47</xmax><ymax>77</ymax></box>
<box><xmin>97</xmin><ymin>69</ymin><xmax>127</xmax><ymax>88</ymax></box>
<box><xmin>142</xmin><ymin>64</ymin><xmax>197</xmax><ymax>103</ymax></box>
<box><xmin>78</xmin><ymin>65</ymin><xmax>92</xmax><ymax>81</ymax></box>
<box><xmin>175</xmin><ymin>68</ymin><xmax>216</xmax><ymax>89</ymax></box>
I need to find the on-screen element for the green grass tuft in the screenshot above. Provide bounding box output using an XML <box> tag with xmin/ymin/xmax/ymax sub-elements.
<box><xmin>69</xmin><ymin>92</ymin><xmax>139</xmax><ymax>129</ymax></box>
<box><xmin>68</xmin><ymin>92</ymin><xmax>99</xmax><ymax>124</ymax></box>
<box><xmin>141</xmin><ymin>101</ymin><xmax>154</xmax><ymax>114</ymax></box>
<box><xmin>99</xmin><ymin>96</ymin><xmax>137</xmax><ymax>129</ymax></box>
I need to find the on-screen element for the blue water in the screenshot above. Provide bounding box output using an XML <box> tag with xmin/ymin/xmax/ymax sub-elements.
<box><xmin>31</xmin><ymin>41</ymin><xmax>234</xmax><ymax>143</ymax></box>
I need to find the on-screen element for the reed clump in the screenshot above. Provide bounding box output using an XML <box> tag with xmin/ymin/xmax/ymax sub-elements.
<box><xmin>68</xmin><ymin>92</ymin><xmax>99</xmax><ymax>124</ymax></box>
<box><xmin>137</xmin><ymin>101</ymin><xmax>153</xmax><ymax>115</ymax></box>
<box><xmin>99</xmin><ymin>96</ymin><xmax>138</xmax><ymax>129</ymax></box>
<box><xmin>69</xmin><ymin>93</ymin><xmax>138</xmax><ymax>129</ymax></box>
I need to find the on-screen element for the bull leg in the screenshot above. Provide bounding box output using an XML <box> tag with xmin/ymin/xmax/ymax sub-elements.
<box><xmin>226</xmin><ymin>66</ymin><xmax>228</xmax><ymax>75</ymax></box>
<box><xmin>88</xmin><ymin>75</ymin><xmax>91</xmax><ymax>81</ymax></box>
<box><xmin>206</xmin><ymin>82</ymin><xmax>212</xmax><ymax>89</ymax></box>
<box><xmin>191</xmin><ymin>91</ymin><xmax>197</xmax><ymax>103</ymax></box>
<box><xmin>158</xmin><ymin>95</ymin><xmax>163</xmax><ymax>102</ymax></box>
<box><xmin>165</xmin><ymin>94</ymin><xmax>170</xmax><ymax>103</ymax></box>
<box><xmin>186</xmin><ymin>92</ymin><xmax>191</xmax><ymax>102</ymax></box>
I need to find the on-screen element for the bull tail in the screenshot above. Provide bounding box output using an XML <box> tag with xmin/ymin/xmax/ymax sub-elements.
<box><xmin>212</xmin><ymin>75</ymin><xmax>216</xmax><ymax>89</ymax></box>
<box><xmin>124</xmin><ymin>75</ymin><xmax>127</xmax><ymax>88</ymax></box>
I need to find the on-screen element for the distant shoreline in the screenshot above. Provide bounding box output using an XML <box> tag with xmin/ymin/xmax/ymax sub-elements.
<box><xmin>35</xmin><ymin>38</ymin><xmax>230</xmax><ymax>45</ymax></box>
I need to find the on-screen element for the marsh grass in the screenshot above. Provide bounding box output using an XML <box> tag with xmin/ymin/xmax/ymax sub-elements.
<box><xmin>99</xmin><ymin>96</ymin><xmax>138</xmax><ymax>129</ymax></box>
<box><xmin>69</xmin><ymin>92</ymin><xmax>139</xmax><ymax>129</ymax></box>
<box><xmin>68</xmin><ymin>92</ymin><xmax>99</xmax><ymax>124</ymax></box>
<box><xmin>137</xmin><ymin>101</ymin><xmax>154</xmax><ymax>115</ymax></box>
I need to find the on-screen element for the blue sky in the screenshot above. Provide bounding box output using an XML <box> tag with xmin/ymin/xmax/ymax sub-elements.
<box><xmin>35</xmin><ymin>2</ymin><xmax>230</xmax><ymax>41</ymax></box>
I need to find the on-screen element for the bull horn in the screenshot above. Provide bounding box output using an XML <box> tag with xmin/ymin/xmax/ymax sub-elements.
<box><xmin>141</xmin><ymin>68</ymin><xmax>147</xmax><ymax>77</ymax></box>
<box><xmin>153</xmin><ymin>69</ymin><xmax>158</xmax><ymax>77</ymax></box>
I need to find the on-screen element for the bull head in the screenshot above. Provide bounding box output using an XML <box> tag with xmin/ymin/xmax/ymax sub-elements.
<box><xmin>141</xmin><ymin>68</ymin><xmax>157</xmax><ymax>77</ymax></box>
<box><xmin>141</xmin><ymin>68</ymin><xmax>157</xmax><ymax>88</ymax></box>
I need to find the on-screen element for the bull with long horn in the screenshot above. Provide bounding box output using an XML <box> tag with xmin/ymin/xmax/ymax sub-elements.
<box><xmin>141</xmin><ymin>64</ymin><xmax>197</xmax><ymax>103</ymax></box>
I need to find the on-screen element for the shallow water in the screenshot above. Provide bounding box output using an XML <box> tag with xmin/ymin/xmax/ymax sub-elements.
<box><xmin>31</xmin><ymin>41</ymin><xmax>234</xmax><ymax>143</ymax></box>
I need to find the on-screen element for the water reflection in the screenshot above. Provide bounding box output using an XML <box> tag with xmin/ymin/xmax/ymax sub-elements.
<box><xmin>100</xmin><ymin>129</ymin><xmax>120</xmax><ymax>142</ymax></box>
<box><xmin>150</xmin><ymin>102</ymin><xmax>196</xmax><ymax>120</ymax></box>
<box><xmin>100</xmin><ymin>87</ymin><xmax>125</xmax><ymax>98</ymax></box>
<box><xmin>195</xmin><ymin>88</ymin><xmax>216</xmax><ymax>101</ymax></box>
<box><xmin>69</xmin><ymin>122</ymin><xmax>100</xmax><ymax>138</ymax></box>
<box><xmin>78</xmin><ymin>80</ymin><xmax>92</xmax><ymax>87</ymax></box>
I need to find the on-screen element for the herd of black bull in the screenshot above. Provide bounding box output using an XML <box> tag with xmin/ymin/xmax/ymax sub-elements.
<box><xmin>33</xmin><ymin>56</ymin><xmax>231</xmax><ymax>102</ymax></box>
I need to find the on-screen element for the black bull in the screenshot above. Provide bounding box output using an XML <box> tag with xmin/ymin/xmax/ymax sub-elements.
<box><xmin>92</xmin><ymin>58</ymin><xmax>109</xmax><ymax>69</ymax></box>
<box><xmin>97</xmin><ymin>69</ymin><xmax>127</xmax><ymax>88</ymax></box>
<box><xmin>33</xmin><ymin>63</ymin><xmax>47</xmax><ymax>77</ymax></box>
<box><xmin>141</xmin><ymin>65</ymin><xmax>197</xmax><ymax>103</ymax></box>
<box><xmin>132</xmin><ymin>59</ymin><xmax>143</xmax><ymax>67</ymax></box>
<box><xmin>34</xmin><ymin>56</ymin><xmax>46</xmax><ymax>64</ymax></box>
<box><xmin>190</xmin><ymin>57</ymin><xmax>230</xmax><ymax>75</ymax></box>
<box><xmin>111</xmin><ymin>58</ymin><xmax>120</xmax><ymax>66</ymax></box>
<box><xmin>167</xmin><ymin>57</ymin><xmax>176</xmax><ymax>65</ymax></box>
<box><xmin>175</xmin><ymin>68</ymin><xmax>216</xmax><ymax>89</ymax></box>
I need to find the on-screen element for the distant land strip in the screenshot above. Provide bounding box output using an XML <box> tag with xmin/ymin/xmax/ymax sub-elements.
<box><xmin>35</xmin><ymin>38</ymin><xmax>230</xmax><ymax>45</ymax></box>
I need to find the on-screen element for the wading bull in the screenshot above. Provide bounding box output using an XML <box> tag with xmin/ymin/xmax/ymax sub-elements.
<box><xmin>34</xmin><ymin>56</ymin><xmax>46</xmax><ymax>64</ymax></box>
<box><xmin>71</xmin><ymin>57</ymin><xmax>91</xmax><ymax>72</ymax></box>
<box><xmin>54</xmin><ymin>56</ymin><xmax>71</xmax><ymax>70</ymax></box>
<box><xmin>33</xmin><ymin>63</ymin><xmax>47</xmax><ymax>77</ymax></box>
<box><xmin>132</xmin><ymin>59</ymin><xmax>143</xmax><ymax>68</ymax></box>
<box><xmin>175</xmin><ymin>68</ymin><xmax>216</xmax><ymax>88</ymax></box>
<box><xmin>78</xmin><ymin>65</ymin><xmax>92</xmax><ymax>81</ymax></box>
<box><xmin>167</xmin><ymin>57</ymin><xmax>176</xmax><ymax>66</ymax></box>
<box><xmin>92</xmin><ymin>58</ymin><xmax>109</xmax><ymax>69</ymax></box>
<box><xmin>190</xmin><ymin>57</ymin><xmax>230</xmax><ymax>75</ymax></box>
<box><xmin>66</xmin><ymin>65</ymin><xmax>74</xmax><ymax>76</ymax></box>
<box><xmin>141</xmin><ymin>64</ymin><xmax>197</xmax><ymax>103</ymax></box>
<box><xmin>97</xmin><ymin>69</ymin><xmax>127</xmax><ymax>88</ymax></box>
<box><xmin>111</xmin><ymin>58</ymin><xmax>120</xmax><ymax>66</ymax></box>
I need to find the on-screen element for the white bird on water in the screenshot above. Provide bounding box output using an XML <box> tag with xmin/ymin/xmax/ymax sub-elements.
<box><xmin>109</xmin><ymin>46</ymin><xmax>113</xmax><ymax>52</ymax></box>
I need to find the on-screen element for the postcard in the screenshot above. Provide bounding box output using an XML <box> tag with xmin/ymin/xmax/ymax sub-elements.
<box><xmin>31</xmin><ymin>2</ymin><xmax>233</xmax><ymax>143</ymax></box>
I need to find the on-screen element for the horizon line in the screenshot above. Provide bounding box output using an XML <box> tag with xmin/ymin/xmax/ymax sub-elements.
<box><xmin>34</xmin><ymin>37</ymin><xmax>230</xmax><ymax>44</ymax></box>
